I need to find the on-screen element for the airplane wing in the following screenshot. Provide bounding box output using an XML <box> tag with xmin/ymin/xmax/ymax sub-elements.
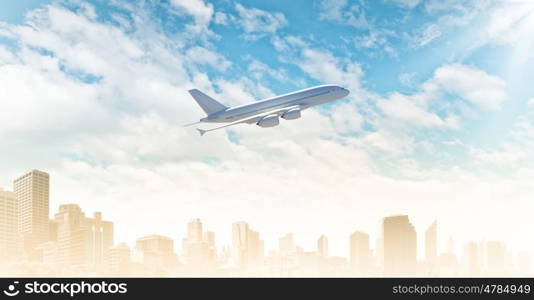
<box><xmin>196</xmin><ymin>105</ymin><xmax>300</xmax><ymax>136</ymax></box>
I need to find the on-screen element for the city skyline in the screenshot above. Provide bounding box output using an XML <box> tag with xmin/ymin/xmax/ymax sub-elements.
<box><xmin>1</xmin><ymin>169</ymin><xmax>529</xmax><ymax>261</ymax></box>
<box><xmin>0</xmin><ymin>169</ymin><xmax>531</xmax><ymax>277</ymax></box>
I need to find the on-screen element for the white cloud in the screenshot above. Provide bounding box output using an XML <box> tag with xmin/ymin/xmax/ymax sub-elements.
<box><xmin>79</xmin><ymin>2</ymin><xmax>97</xmax><ymax>20</ymax></box>
<box><xmin>399</xmin><ymin>72</ymin><xmax>416</xmax><ymax>87</ymax></box>
<box><xmin>297</xmin><ymin>48</ymin><xmax>363</xmax><ymax>92</ymax></box>
<box><xmin>170</xmin><ymin>0</ymin><xmax>218</xmax><ymax>41</ymax></box>
<box><xmin>213</xmin><ymin>11</ymin><xmax>229</xmax><ymax>25</ymax></box>
<box><xmin>470</xmin><ymin>144</ymin><xmax>529</xmax><ymax>166</ymax></box>
<box><xmin>318</xmin><ymin>0</ymin><xmax>369</xmax><ymax>29</ymax></box>
<box><xmin>328</xmin><ymin>102</ymin><xmax>364</xmax><ymax>133</ymax></box>
<box><xmin>359</xmin><ymin>129</ymin><xmax>414</xmax><ymax>155</ymax></box>
<box><xmin>389</xmin><ymin>0</ymin><xmax>421</xmax><ymax>9</ymax></box>
<box><xmin>423</xmin><ymin>0</ymin><xmax>482</xmax><ymax>14</ymax></box>
<box><xmin>474</xmin><ymin>1</ymin><xmax>534</xmax><ymax>66</ymax></box>
<box><xmin>354</xmin><ymin>28</ymin><xmax>398</xmax><ymax>57</ymax></box>
<box><xmin>413</xmin><ymin>23</ymin><xmax>442</xmax><ymax>48</ymax></box>
<box><xmin>170</xmin><ymin>0</ymin><xmax>213</xmax><ymax>29</ymax></box>
<box><xmin>378</xmin><ymin>93</ymin><xmax>459</xmax><ymax>129</ymax></box>
<box><xmin>318</xmin><ymin>1</ymin><xmax>398</xmax><ymax>56</ymax></box>
<box><xmin>185</xmin><ymin>46</ymin><xmax>231</xmax><ymax>72</ymax></box>
<box><xmin>406</xmin><ymin>0</ymin><xmax>493</xmax><ymax>49</ymax></box>
<box><xmin>234</xmin><ymin>4</ymin><xmax>287</xmax><ymax>40</ymax></box>
<box><xmin>433</xmin><ymin>64</ymin><xmax>507</xmax><ymax>110</ymax></box>
<box><xmin>213</xmin><ymin>77</ymin><xmax>275</xmax><ymax>106</ymax></box>
<box><xmin>378</xmin><ymin>63</ymin><xmax>506</xmax><ymax>129</ymax></box>
<box><xmin>247</xmin><ymin>58</ymin><xmax>288</xmax><ymax>81</ymax></box>
<box><xmin>318</xmin><ymin>0</ymin><xmax>347</xmax><ymax>21</ymax></box>
<box><xmin>0</xmin><ymin>45</ymin><xmax>17</xmax><ymax>64</ymax></box>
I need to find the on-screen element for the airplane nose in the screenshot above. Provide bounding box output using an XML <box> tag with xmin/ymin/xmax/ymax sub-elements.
<box><xmin>343</xmin><ymin>88</ymin><xmax>350</xmax><ymax>96</ymax></box>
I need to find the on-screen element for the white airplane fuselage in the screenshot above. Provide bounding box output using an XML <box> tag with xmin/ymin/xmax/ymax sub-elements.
<box><xmin>201</xmin><ymin>84</ymin><xmax>349</xmax><ymax>123</ymax></box>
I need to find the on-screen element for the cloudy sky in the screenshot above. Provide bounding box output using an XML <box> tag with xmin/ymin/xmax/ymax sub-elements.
<box><xmin>1</xmin><ymin>0</ymin><xmax>534</xmax><ymax>257</ymax></box>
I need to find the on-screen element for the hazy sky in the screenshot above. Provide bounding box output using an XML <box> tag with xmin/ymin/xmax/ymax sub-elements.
<box><xmin>1</xmin><ymin>0</ymin><xmax>534</xmax><ymax>257</ymax></box>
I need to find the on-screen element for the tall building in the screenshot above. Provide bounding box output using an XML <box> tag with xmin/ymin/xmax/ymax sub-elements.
<box><xmin>55</xmin><ymin>204</ymin><xmax>85</xmax><ymax>265</ymax></box>
<box><xmin>232</xmin><ymin>222</ymin><xmax>263</xmax><ymax>268</ymax></box>
<box><xmin>486</xmin><ymin>241</ymin><xmax>506</xmax><ymax>276</ymax></box>
<box><xmin>279</xmin><ymin>233</ymin><xmax>295</xmax><ymax>257</ymax></box>
<box><xmin>317</xmin><ymin>235</ymin><xmax>328</xmax><ymax>258</ymax></box>
<box><xmin>232</xmin><ymin>222</ymin><xmax>249</xmax><ymax>267</ymax></box>
<box><xmin>109</xmin><ymin>243</ymin><xmax>132</xmax><ymax>274</ymax></box>
<box><xmin>182</xmin><ymin>219</ymin><xmax>213</xmax><ymax>269</ymax></box>
<box><xmin>247</xmin><ymin>229</ymin><xmax>263</xmax><ymax>266</ymax></box>
<box><xmin>37</xmin><ymin>241</ymin><xmax>58</xmax><ymax>264</ymax></box>
<box><xmin>425</xmin><ymin>221</ymin><xmax>438</xmax><ymax>276</ymax></box>
<box><xmin>382</xmin><ymin>215</ymin><xmax>417</xmax><ymax>276</ymax></box>
<box><xmin>517</xmin><ymin>251</ymin><xmax>531</xmax><ymax>276</ymax></box>
<box><xmin>187</xmin><ymin>218</ymin><xmax>203</xmax><ymax>242</ymax></box>
<box><xmin>204</xmin><ymin>231</ymin><xmax>215</xmax><ymax>248</ymax></box>
<box><xmin>439</xmin><ymin>237</ymin><xmax>459</xmax><ymax>276</ymax></box>
<box><xmin>49</xmin><ymin>220</ymin><xmax>58</xmax><ymax>242</ymax></box>
<box><xmin>134</xmin><ymin>234</ymin><xmax>177</xmax><ymax>269</ymax></box>
<box><xmin>204</xmin><ymin>231</ymin><xmax>217</xmax><ymax>264</ymax></box>
<box><xmin>463</xmin><ymin>241</ymin><xmax>481</xmax><ymax>276</ymax></box>
<box><xmin>350</xmin><ymin>231</ymin><xmax>371</xmax><ymax>276</ymax></box>
<box><xmin>0</xmin><ymin>188</ymin><xmax>18</xmax><ymax>260</ymax></box>
<box><xmin>14</xmin><ymin>170</ymin><xmax>49</xmax><ymax>259</ymax></box>
<box><xmin>54</xmin><ymin>204</ymin><xmax>114</xmax><ymax>266</ymax></box>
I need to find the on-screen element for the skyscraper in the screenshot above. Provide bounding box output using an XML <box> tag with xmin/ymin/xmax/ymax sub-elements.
<box><xmin>134</xmin><ymin>234</ymin><xmax>177</xmax><ymax>269</ymax></box>
<box><xmin>463</xmin><ymin>241</ymin><xmax>481</xmax><ymax>276</ymax></box>
<box><xmin>204</xmin><ymin>231</ymin><xmax>215</xmax><ymax>248</ymax></box>
<box><xmin>54</xmin><ymin>204</ymin><xmax>114</xmax><ymax>266</ymax></box>
<box><xmin>232</xmin><ymin>222</ymin><xmax>263</xmax><ymax>268</ymax></box>
<box><xmin>247</xmin><ymin>229</ymin><xmax>263</xmax><ymax>266</ymax></box>
<box><xmin>486</xmin><ymin>241</ymin><xmax>506</xmax><ymax>276</ymax></box>
<box><xmin>350</xmin><ymin>231</ymin><xmax>371</xmax><ymax>276</ymax></box>
<box><xmin>182</xmin><ymin>219</ymin><xmax>212</xmax><ymax>269</ymax></box>
<box><xmin>92</xmin><ymin>212</ymin><xmax>114</xmax><ymax>266</ymax></box>
<box><xmin>439</xmin><ymin>236</ymin><xmax>459</xmax><ymax>276</ymax></box>
<box><xmin>55</xmin><ymin>204</ymin><xmax>84</xmax><ymax>266</ymax></box>
<box><xmin>382</xmin><ymin>215</ymin><xmax>417</xmax><ymax>276</ymax></box>
<box><xmin>0</xmin><ymin>188</ymin><xmax>18</xmax><ymax>260</ymax></box>
<box><xmin>204</xmin><ymin>231</ymin><xmax>217</xmax><ymax>264</ymax></box>
<box><xmin>187</xmin><ymin>218</ymin><xmax>203</xmax><ymax>242</ymax></box>
<box><xmin>425</xmin><ymin>220</ymin><xmax>438</xmax><ymax>276</ymax></box>
<box><xmin>232</xmin><ymin>221</ymin><xmax>249</xmax><ymax>267</ymax></box>
<box><xmin>14</xmin><ymin>170</ymin><xmax>49</xmax><ymax>259</ymax></box>
<box><xmin>109</xmin><ymin>243</ymin><xmax>132</xmax><ymax>274</ymax></box>
<box><xmin>317</xmin><ymin>235</ymin><xmax>328</xmax><ymax>258</ymax></box>
<box><xmin>517</xmin><ymin>251</ymin><xmax>531</xmax><ymax>276</ymax></box>
<box><xmin>279</xmin><ymin>233</ymin><xmax>295</xmax><ymax>257</ymax></box>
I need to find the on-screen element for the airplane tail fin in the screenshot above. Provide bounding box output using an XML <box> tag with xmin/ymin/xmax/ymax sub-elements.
<box><xmin>188</xmin><ymin>89</ymin><xmax>227</xmax><ymax>115</ymax></box>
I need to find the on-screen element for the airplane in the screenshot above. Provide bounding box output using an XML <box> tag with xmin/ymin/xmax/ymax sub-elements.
<box><xmin>185</xmin><ymin>84</ymin><xmax>350</xmax><ymax>136</ymax></box>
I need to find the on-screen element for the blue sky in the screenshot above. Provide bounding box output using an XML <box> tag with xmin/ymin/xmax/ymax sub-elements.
<box><xmin>1</xmin><ymin>0</ymin><xmax>534</xmax><ymax>256</ymax></box>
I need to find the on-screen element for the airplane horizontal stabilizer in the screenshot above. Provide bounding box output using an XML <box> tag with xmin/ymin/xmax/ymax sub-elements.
<box><xmin>197</xmin><ymin>128</ymin><xmax>207</xmax><ymax>136</ymax></box>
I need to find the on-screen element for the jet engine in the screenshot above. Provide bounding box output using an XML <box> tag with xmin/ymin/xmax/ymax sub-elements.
<box><xmin>257</xmin><ymin>114</ymin><xmax>279</xmax><ymax>127</ymax></box>
<box><xmin>281</xmin><ymin>108</ymin><xmax>301</xmax><ymax>120</ymax></box>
